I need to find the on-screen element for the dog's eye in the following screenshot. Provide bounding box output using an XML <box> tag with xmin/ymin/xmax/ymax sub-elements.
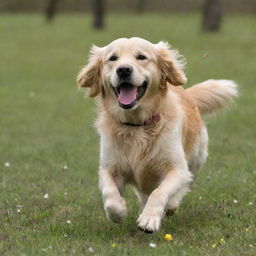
<box><xmin>109</xmin><ymin>55</ymin><xmax>118</xmax><ymax>61</ymax></box>
<box><xmin>137</xmin><ymin>54</ymin><xmax>147</xmax><ymax>60</ymax></box>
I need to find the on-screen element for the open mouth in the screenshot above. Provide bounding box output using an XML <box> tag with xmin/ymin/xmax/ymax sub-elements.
<box><xmin>112</xmin><ymin>81</ymin><xmax>148</xmax><ymax>109</ymax></box>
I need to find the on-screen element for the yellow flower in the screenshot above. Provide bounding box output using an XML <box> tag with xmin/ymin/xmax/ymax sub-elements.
<box><xmin>111</xmin><ymin>243</ymin><xmax>117</xmax><ymax>248</ymax></box>
<box><xmin>220</xmin><ymin>238</ymin><xmax>225</xmax><ymax>243</ymax></box>
<box><xmin>164</xmin><ymin>234</ymin><xmax>173</xmax><ymax>241</ymax></box>
<box><xmin>211</xmin><ymin>243</ymin><xmax>217</xmax><ymax>248</ymax></box>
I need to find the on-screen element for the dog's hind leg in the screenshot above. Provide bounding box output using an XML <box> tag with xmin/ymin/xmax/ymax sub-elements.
<box><xmin>133</xmin><ymin>189</ymin><xmax>149</xmax><ymax>209</ymax></box>
<box><xmin>166</xmin><ymin>185</ymin><xmax>190</xmax><ymax>216</ymax></box>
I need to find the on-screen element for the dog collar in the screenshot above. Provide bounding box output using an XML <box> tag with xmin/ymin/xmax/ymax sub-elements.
<box><xmin>121</xmin><ymin>113</ymin><xmax>161</xmax><ymax>127</ymax></box>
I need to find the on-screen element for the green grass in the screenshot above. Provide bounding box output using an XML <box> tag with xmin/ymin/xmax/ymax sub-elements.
<box><xmin>0</xmin><ymin>13</ymin><xmax>255</xmax><ymax>255</ymax></box>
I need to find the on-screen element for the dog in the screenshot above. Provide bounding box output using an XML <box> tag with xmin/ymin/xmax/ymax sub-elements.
<box><xmin>76</xmin><ymin>37</ymin><xmax>238</xmax><ymax>232</ymax></box>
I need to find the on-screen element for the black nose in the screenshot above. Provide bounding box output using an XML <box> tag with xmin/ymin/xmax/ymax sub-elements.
<box><xmin>116</xmin><ymin>65</ymin><xmax>133</xmax><ymax>78</ymax></box>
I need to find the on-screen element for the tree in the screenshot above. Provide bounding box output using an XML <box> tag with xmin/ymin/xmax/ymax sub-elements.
<box><xmin>136</xmin><ymin>0</ymin><xmax>146</xmax><ymax>13</ymax></box>
<box><xmin>92</xmin><ymin>0</ymin><xmax>104</xmax><ymax>29</ymax></box>
<box><xmin>202</xmin><ymin>0</ymin><xmax>222</xmax><ymax>32</ymax></box>
<box><xmin>45</xmin><ymin>0</ymin><xmax>60</xmax><ymax>22</ymax></box>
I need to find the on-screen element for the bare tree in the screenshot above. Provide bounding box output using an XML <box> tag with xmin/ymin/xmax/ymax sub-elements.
<box><xmin>202</xmin><ymin>0</ymin><xmax>222</xmax><ymax>32</ymax></box>
<box><xmin>45</xmin><ymin>0</ymin><xmax>60</xmax><ymax>22</ymax></box>
<box><xmin>92</xmin><ymin>0</ymin><xmax>104</xmax><ymax>29</ymax></box>
<box><xmin>136</xmin><ymin>0</ymin><xmax>146</xmax><ymax>13</ymax></box>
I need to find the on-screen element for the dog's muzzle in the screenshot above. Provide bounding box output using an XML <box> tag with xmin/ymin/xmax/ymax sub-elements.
<box><xmin>112</xmin><ymin>80</ymin><xmax>148</xmax><ymax>110</ymax></box>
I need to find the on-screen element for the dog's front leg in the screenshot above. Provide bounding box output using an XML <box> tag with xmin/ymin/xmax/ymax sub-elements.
<box><xmin>99</xmin><ymin>167</ymin><xmax>127</xmax><ymax>223</ymax></box>
<box><xmin>137</xmin><ymin>166</ymin><xmax>192</xmax><ymax>232</ymax></box>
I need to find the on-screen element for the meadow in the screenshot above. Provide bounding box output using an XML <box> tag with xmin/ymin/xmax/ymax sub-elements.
<box><xmin>0</xmin><ymin>13</ymin><xmax>255</xmax><ymax>255</ymax></box>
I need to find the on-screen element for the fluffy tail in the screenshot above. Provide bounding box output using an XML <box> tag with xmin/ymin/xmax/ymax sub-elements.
<box><xmin>187</xmin><ymin>79</ymin><xmax>238</xmax><ymax>115</ymax></box>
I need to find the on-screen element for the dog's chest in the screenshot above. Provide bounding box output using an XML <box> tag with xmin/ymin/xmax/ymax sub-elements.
<box><xmin>110</xmin><ymin>129</ymin><xmax>170</xmax><ymax>192</ymax></box>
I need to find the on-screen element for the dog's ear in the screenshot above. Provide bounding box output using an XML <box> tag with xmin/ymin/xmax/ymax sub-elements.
<box><xmin>77</xmin><ymin>45</ymin><xmax>104</xmax><ymax>97</ymax></box>
<box><xmin>156</xmin><ymin>41</ymin><xmax>187</xmax><ymax>86</ymax></box>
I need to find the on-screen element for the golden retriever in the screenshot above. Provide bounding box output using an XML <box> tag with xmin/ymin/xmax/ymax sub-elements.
<box><xmin>77</xmin><ymin>37</ymin><xmax>238</xmax><ymax>232</ymax></box>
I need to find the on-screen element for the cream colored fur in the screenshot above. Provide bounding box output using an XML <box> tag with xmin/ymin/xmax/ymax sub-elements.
<box><xmin>77</xmin><ymin>37</ymin><xmax>238</xmax><ymax>232</ymax></box>
<box><xmin>187</xmin><ymin>79</ymin><xmax>238</xmax><ymax>115</ymax></box>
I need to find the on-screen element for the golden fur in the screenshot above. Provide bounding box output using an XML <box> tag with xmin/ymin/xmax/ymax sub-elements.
<box><xmin>77</xmin><ymin>37</ymin><xmax>238</xmax><ymax>232</ymax></box>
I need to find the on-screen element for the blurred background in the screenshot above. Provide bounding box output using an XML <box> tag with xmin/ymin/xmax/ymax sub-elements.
<box><xmin>1</xmin><ymin>0</ymin><xmax>256</xmax><ymax>28</ymax></box>
<box><xmin>1</xmin><ymin>1</ymin><xmax>256</xmax><ymax>255</ymax></box>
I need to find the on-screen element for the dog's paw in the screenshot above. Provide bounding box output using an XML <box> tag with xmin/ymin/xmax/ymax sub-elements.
<box><xmin>104</xmin><ymin>198</ymin><xmax>127</xmax><ymax>223</ymax></box>
<box><xmin>137</xmin><ymin>213</ymin><xmax>161</xmax><ymax>233</ymax></box>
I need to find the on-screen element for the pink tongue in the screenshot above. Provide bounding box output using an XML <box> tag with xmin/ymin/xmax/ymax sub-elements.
<box><xmin>118</xmin><ymin>86</ymin><xmax>137</xmax><ymax>105</ymax></box>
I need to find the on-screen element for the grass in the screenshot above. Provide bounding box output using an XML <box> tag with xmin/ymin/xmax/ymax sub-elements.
<box><xmin>0</xmin><ymin>13</ymin><xmax>255</xmax><ymax>255</ymax></box>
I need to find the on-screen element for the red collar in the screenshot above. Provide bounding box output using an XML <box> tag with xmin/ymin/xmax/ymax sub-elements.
<box><xmin>120</xmin><ymin>113</ymin><xmax>161</xmax><ymax>127</ymax></box>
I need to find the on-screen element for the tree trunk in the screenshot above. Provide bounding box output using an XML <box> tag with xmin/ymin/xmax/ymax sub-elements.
<box><xmin>136</xmin><ymin>0</ymin><xmax>146</xmax><ymax>13</ymax></box>
<box><xmin>202</xmin><ymin>0</ymin><xmax>222</xmax><ymax>32</ymax></box>
<box><xmin>92</xmin><ymin>0</ymin><xmax>104</xmax><ymax>29</ymax></box>
<box><xmin>45</xmin><ymin>0</ymin><xmax>59</xmax><ymax>22</ymax></box>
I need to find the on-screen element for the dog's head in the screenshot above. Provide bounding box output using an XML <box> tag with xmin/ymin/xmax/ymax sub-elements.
<box><xmin>77</xmin><ymin>37</ymin><xmax>186</xmax><ymax>112</ymax></box>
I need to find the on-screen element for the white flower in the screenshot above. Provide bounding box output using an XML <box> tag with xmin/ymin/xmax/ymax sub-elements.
<box><xmin>233</xmin><ymin>199</ymin><xmax>238</xmax><ymax>204</ymax></box>
<box><xmin>43</xmin><ymin>193</ymin><xmax>49</xmax><ymax>199</ymax></box>
<box><xmin>67</xmin><ymin>220</ymin><xmax>71</xmax><ymax>224</ymax></box>
<box><xmin>16</xmin><ymin>205</ymin><xmax>22</xmax><ymax>212</ymax></box>
<box><xmin>149</xmin><ymin>243</ymin><xmax>157</xmax><ymax>248</ymax></box>
<box><xmin>248</xmin><ymin>202</ymin><xmax>253</xmax><ymax>206</ymax></box>
<box><xmin>4</xmin><ymin>162</ymin><xmax>10</xmax><ymax>167</ymax></box>
<box><xmin>63</xmin><ymin>164</ymin><xmax>68</xmax><ymax>170</ymax></box>
<box><xmin>88</xmin><ymin>247</ymin><xmax>94</xmax><ymax>253</ymax></box>
<box><xmin>64</xmin><ymin>192</ymin><xmax>68</xmax><ymax>196</ymax></box>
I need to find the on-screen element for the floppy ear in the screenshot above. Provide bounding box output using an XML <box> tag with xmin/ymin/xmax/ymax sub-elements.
<box><xmin>77</xmin><ymin>45</ymin><xmax>104</xmax><ymax>97</ymax></box>
<box><xmin>156</xmin><ymin>41</ymin><xmax>187</xmax><ymax>86</ymax></box>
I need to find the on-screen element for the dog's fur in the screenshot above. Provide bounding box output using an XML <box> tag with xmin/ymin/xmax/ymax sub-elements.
<box><xmin>77</xmin><ymin>37</ymin><xmax>238</xmax><ymax>232</ymax></box>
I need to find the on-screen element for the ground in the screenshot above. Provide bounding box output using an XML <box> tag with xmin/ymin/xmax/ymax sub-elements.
<box><xmin>0</xmin><ymin>13</ymin><xmax>255</xmax><ymax>256</ymax></box>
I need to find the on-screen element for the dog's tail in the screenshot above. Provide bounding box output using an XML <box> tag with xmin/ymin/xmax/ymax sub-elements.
<box><xmin>187</xmin><ymin>79</ymin><xmax>238</xmax><ymax>115</ymax></box>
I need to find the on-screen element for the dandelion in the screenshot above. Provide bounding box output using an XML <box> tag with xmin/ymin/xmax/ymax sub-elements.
<box><xmin>211</xmin><ymin>243</ymin><xmax>217</xmax><ymax>248</ymax></box>
<box><xmin>4</xmin><ymin>162</ymin><xmax>10</xmax><ymax>167</ymax></box>
<box><xmin>43</xmin><ymin>193</ymin><xmax>49</xmax><ymax>199</ymax></box>
<box><xmin>111</xmin><ymin>243</ymin><xmax>117</xmax><ymax>248</ymax></box>
<box><xmin>164</xmin><ymin>233</ymin><xmax>173</xmax><ymax>241</ymax></box>
<box><xmin>220</xmin><ymin>238</ymin><xmax>225</xmax><ymax>243</ymax></box>
<box><xmin>149</xmin><ymin>243</ymin><xmax>157</xmax><ymax>248</ymax></box>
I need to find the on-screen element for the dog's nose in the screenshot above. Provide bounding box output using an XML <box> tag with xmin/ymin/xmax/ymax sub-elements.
<box><xmin>116</xmin><ymin>65</ymin><xmax>133</xmax><ymax>78</ymax></box>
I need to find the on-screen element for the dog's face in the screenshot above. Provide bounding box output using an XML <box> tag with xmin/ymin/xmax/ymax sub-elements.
<box><xmin>77</xmin><ymin>37</ymin><xmax>187</xmax><ymax>112</ymax></box>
